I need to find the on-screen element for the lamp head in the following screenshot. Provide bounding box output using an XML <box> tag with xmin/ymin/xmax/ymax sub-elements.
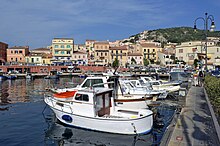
<box><xmin>210</xmin><ymin>21</ymin><xmax>215</xmax><ymax>32</ymax></box>
<box><xmin>194</xmin><ymin>24</ymin><xmax>197</xmax><ymax>32</ymax></box>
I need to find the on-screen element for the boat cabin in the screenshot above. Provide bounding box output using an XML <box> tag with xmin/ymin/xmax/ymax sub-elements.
<box><xmin>54</xmin><ymin>88</ymin><xmax>114</xmax><ymax>118</ymax></box>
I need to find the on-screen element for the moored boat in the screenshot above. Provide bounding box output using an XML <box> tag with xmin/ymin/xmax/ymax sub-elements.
<box><xmin>44</xmin><ymin>88</ymin><xmax>153</xmax><ymax>135</ymax></box>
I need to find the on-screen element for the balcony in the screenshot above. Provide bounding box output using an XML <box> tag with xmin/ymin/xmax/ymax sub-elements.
<box><xmin>54</xmin><ymin>54</ymin><xmax>72</xmax><ymax>57</ymax></box>
<box><xmin>54</xmin><ymin>48</ymin><xmax>72</xmax><ymax>51</ymax></box>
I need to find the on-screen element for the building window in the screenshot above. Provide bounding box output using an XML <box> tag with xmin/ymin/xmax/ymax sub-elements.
<box><xmin>67</xmin><ymin>51</ymin><xmax>70</xmax><ymax>54</ymax></box>
<box><xmin>19</xmin><ymin>51</ymin><xmax>22</xmax><ymax>53</ymax></box>
<box><xmin>67</xmin><ymin>45</ymin><xmax>71</xmax><ymax>48</ymax></box>
<box><xmin>97</xmin><ymin>52</ymin><xmax>98</xmax><ymax>56</ymax></box>
<box><xmin>153</xmin><ymin>49</ymin><xmax>155</xmax><ymax>52</ymax></box>
<box><xmin>217</xmin><ymin>48</ymin><xmax>219</xmax><ymax>52</ymax></box>
<box><xmin>116</xmin><ymin>50</ymin><xmax>118</xmax><ymax>54</ymax></box>
<box><xmin>148</xmin><ymin>49</ymin><xmax>150</xmax><ymax>53</ymax></box>
<box><xmin>121</xmin><ymin>50</ymin><xmax>122</xmax><ymax>54</ymax></box>
<box><xmin>179</xmin><ymin>49</ymin><xmax>183</xmax><ymax>53</ymax></box>
<box><xmin>55</xmin><ymin>45</ymin><xmax>58</xmax><ymax>48</ymax></box>
<box><xmin>105</xmin><ymin>53</ymin><xmax>107</xmax><ymax>56</ymax></box>
<box><xmin>101</xmin><ymin>52</ymin><xmax>103</xmax><ymax>56</ymax></box>
<box><xmin>11</xmin><ymin>51</ymin><xmax>13</xmax><ymax>54</ymax></box>
<box><xmin>179</xmin><ymin>56</ymin><xmax>183</xmax><ymax>60</ymax></box>
<box><xmin>15</xmin><ymin>50</ymin><xmax>18</xmax><ymax>54</ymax></box>
<box><xmin>61</xmin><ymin>51</ymin><xmax>65</xmax><ymax>54</ymax></box>
<box><xmin>11</xmin><ymin>58</ymin><xmax>13</xmax><ymax>61</ymax></box>
<box><xmin>55</xmin><ymin>51</ymin><xmax>59</xmax><ymax>54</ymax></box>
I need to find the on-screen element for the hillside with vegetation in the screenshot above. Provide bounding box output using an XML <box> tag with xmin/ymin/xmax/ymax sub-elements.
<box><xmin>128</xmin><ymin>27</ymin><xmax>220</xmax><ymax>44</ymax></box>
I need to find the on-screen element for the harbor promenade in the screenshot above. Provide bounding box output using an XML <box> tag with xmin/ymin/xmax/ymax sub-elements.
<box><xmin>166</xmin><ymin>86</ymin><xmax>220</xmax><ymax>146</ymax></box>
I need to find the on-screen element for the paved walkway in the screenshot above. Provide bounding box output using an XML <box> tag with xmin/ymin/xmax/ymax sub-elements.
<box><xmin>168</xmin><ymin>86</ymin><xmax>220</xmax><ymax>146</ymax></box>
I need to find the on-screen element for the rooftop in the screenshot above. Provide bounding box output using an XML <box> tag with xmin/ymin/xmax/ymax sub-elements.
<box><xmin>109</xmin><ymin>45</ymin><xmax>128</xmax><ymax>50</ymax></box>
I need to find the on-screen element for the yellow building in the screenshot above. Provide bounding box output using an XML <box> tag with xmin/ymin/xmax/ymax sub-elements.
<box><xmin>25</xmin><ymin>53</ymin><xmax>43</xmax><ymax>65</ymax></box>
<box><xmin>51</xmin><ymin>38</ymin><xmax>74</xmax><ymax>64</ymax></box>
<box><xmin>110</xmin><ymin>45</ymin><xmax>129</xmax><ymax>67</ymax></box>
<box><xmin>93</xmin><ymin>41</ymin><xmax>110</xmax><ymax>66</ymax></box>
<box><xmin>140</xmin><ymin>43</ymin><xmax>162</xmax><ymax>62</ymax></box>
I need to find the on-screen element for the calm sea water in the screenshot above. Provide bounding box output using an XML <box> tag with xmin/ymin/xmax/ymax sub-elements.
<box><xmin>0</xmin><ymin>77</ymin><xmax>175</xmax><ymax>146</ymax></box>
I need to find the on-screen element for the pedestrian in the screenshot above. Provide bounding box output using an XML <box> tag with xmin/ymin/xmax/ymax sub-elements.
<box><xmin>198</xmin><ymin>70</ymin><xmax>204</xmax><ymax>86</ymax></box>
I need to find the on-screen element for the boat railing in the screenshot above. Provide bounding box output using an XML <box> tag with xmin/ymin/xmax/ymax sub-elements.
<box><xmin>44</xmin><ymin>94</ymin><xmax>74</xmax><ymax>113</ymax></box>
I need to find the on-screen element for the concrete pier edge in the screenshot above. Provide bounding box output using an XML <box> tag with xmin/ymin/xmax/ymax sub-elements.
<box><xmin>203</xmin><ymin>88</ymin><xmax>220</xmax><ymax>142</ymax></box>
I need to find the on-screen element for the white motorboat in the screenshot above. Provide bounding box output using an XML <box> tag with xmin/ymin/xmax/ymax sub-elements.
<box><xmin>140</xmin><ymin>77</ymin><xmax>181</xmax><ymax>93</ymax></box>
<box><xmin>49</xmin><ymin>76</ymin><xmax>164</xmax><ymax>109</ymax></box>
<box><xmin>44</xmin><ymin>88</ymin><xmax>153</xmax><ymax>135</ymax></box>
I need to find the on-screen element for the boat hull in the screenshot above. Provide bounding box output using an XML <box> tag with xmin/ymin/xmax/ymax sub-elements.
<box><xmin>51</xmin><ymin>107</ymin><xmax>153</xmax><ymax>135</ymax></box>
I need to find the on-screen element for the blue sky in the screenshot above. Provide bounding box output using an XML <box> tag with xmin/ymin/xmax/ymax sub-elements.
<box><xmin>0</xmin><ymin>0</ymin><xmax>220</xmax><ymax>49</ymax></box>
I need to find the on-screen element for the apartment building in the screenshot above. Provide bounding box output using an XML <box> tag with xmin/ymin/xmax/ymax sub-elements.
<box><xmin>141</xmin><ymin>43</ymin><xmax>162</xmax><ymax>62</ymax></box>
<box><xmin>72</xmin><ymin>51</ymin><xmax>88</xmax><ymax>65</ymax></box>
<box><xmin>51</xmin><ymin>38</ymin><xmax>74</xmax><ymax>64</ymax></box>
<box><xmin>7</xmin><ymin>46</ymin><xmax>29</xmax><ymax>64</ymax></box>
<box><xmin>176</xmin><ymin>41</ymin><xmax>202</xmax><ymax>65</ymax></box>
<box><xmin>25</xmin><ymin>53</ymin><xmax>43</xmax><ymax>65</ymax></box>
<box><xmin>93</xmin><ymin>41</ymin><xmax>110</xmax><ymax>66</ymax></box>
<box><xmin>127</xmin><ymin>53</ymin><xmax>143</xmax><ymax>65</ymax></box>
<box><xmin>176</xmin><ymin>40</ymin><xmax>220</xmax><ymax>68</ymax></box>
<box><xmin>0</xmin><ymin>41</ymin><xmax>8</xmax><ymax>63</ymax></box>
<box><xmin>110</xmin><ymin>45</ymin><xmax>129</xmax><ymax>67</ymax></box>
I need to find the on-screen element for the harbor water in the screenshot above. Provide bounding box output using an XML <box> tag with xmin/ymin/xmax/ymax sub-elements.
<box><xmin>0</xmin><ymin>77</ymin><xmax>177</xmax><ymax>146</ymax></box>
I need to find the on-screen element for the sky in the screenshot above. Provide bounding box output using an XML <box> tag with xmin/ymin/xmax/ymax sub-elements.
<box><xmin>0</xmin><ymin>0</ymin><xmax>220</xmax><ymax>49</ymax></box>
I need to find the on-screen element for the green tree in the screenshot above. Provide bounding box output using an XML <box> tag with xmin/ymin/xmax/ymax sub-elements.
<box><xmin>112</xmin><ymin>58</ymin><xmax>119</xmax><ymax>68</ymax></box>
<box><xmin>131</xmin><ymin>57</ymin><xmax>137</xmax><ymax>64</ymax></box>
<box><xmin>143</xmin><ymin>58</ymin><xmax>149</xmax><ymax>66</ymax></box>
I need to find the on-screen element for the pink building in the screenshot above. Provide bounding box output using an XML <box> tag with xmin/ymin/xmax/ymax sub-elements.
<box><xmin>7</xmin><ymin>46</ymin><xmax>29</xmax><ymax>64</ymax></box>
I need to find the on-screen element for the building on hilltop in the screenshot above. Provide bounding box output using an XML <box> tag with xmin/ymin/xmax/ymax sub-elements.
<box><xmin>0</xmin><ymin>41</ymin><xmax>8</xmax><ymax>64</ymax></box>
<box><xmin>7</xmin><ymin>46</ymin><xmax>29</xmax><ymax>64</ymax></box>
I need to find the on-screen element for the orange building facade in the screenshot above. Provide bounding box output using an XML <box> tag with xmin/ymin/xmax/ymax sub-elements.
<box><xmin>7</xmin><ymin>46</ymin><xmax>29</xmax><ymax>64</ymax></box>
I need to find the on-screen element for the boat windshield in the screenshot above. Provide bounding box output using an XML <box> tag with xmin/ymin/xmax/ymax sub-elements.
<box><xmin>81</xmin><ymin>79</ymin><xmax>104</xmax><ymax>88</ymax></box>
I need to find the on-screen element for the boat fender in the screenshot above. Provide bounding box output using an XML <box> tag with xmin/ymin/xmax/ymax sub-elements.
<box><xmin>62</xmin><ymin>115</ymin><xmax>73</xmax><ymax>123</ymax></box>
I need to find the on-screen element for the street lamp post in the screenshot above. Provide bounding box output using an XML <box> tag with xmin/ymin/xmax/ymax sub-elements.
<box><xmin>194</xmin><ymin>12</ymin><xmax>216</xmax><ymax>71</ymax></box>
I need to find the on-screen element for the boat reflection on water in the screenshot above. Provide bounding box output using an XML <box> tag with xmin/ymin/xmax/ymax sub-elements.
<box><xmin>44</xmin><ymin>116</ymin><xmax>154</xmax><ymax>146</ymax></box>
